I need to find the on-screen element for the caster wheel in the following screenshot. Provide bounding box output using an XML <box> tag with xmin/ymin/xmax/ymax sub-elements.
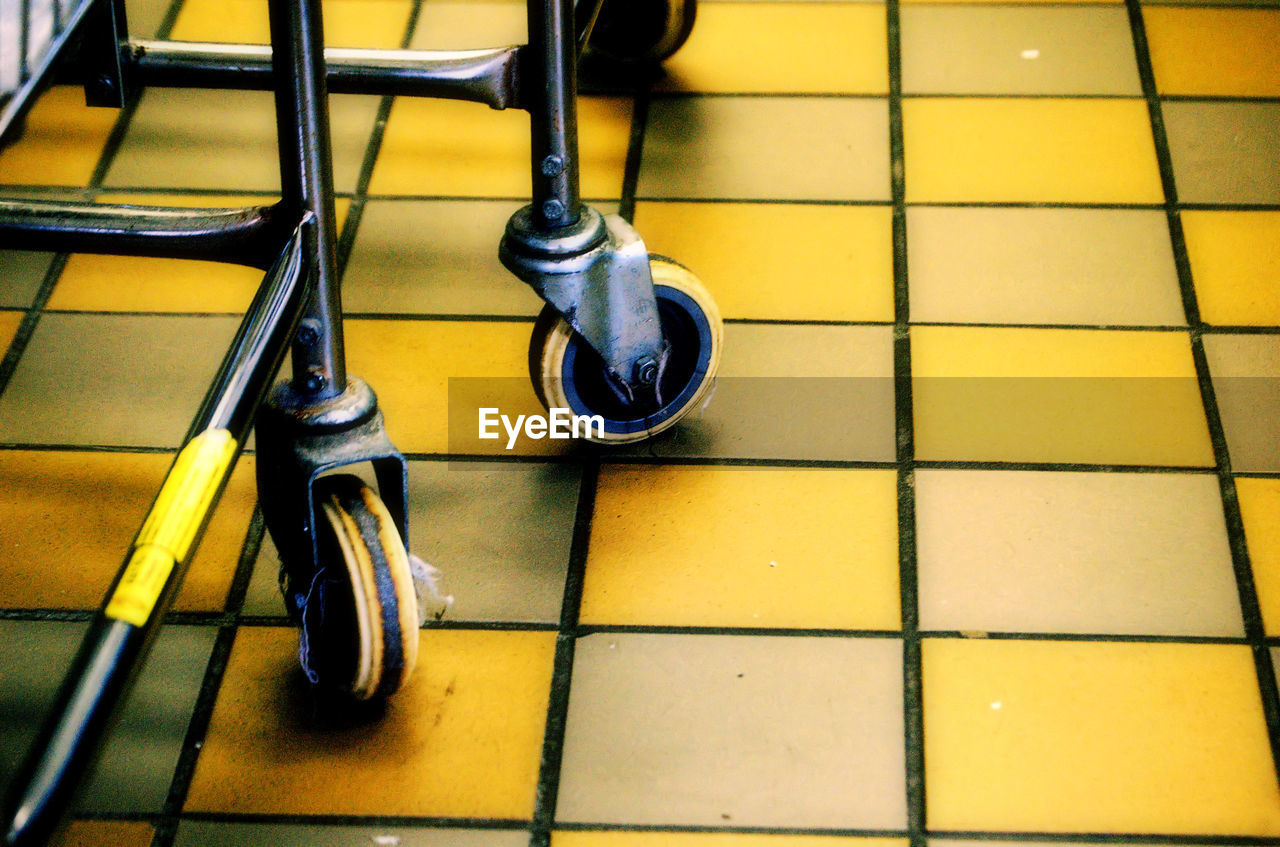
<box><xmin>586</xmin><ymin>0</ymin><xmax>697</xmax><ymax>64</ymax></box>
<box><xmin>529</xmin><ymin>256</ymin><xmax>722</xmax><ymax>444</ymax></box>
<box><xmin>293</xmin><ymin>474</ymin><xmax>420</xmax><ymax>701</ymax></box>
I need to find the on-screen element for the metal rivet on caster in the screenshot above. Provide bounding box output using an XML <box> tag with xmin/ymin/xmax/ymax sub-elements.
<box><xmin>296</xmin><ymin>321</ymin><xmax>319</xmax><ymax>346</ymax></box>
<box><xmin>303</xmin><ymin>367</ymin><xmax>328</xmax><ymax>393</ymax></box>
<box><xmin>540</xmin><ymin>155</ymin><xmax>564</xmax><ymax>177</ymax></box>
<box><xmin>542</xmin><ymin>199</ymin><xmax>565</xmax><ymax>220</ymax></box>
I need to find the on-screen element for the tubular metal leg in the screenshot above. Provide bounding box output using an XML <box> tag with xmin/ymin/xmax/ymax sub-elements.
<box><xmin>268</xmin><ymin>0</ymin><xmax>347</xmax><ymax>399</ymax></box>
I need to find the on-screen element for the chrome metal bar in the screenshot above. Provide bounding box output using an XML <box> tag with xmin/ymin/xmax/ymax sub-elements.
<box><xmin>129</xmin><ymin>39</ymin><xmax>524</xmax><ymax>109</ymax></box>
<box><xmin>0</xmin><ymin>198</ymin><xmax>288</xmax><ymax>268</ymax></box>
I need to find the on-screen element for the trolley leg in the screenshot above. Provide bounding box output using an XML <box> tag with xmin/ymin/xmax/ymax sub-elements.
<box><xmin>268</xmin><ymin>0</ymin><xmax>346</xmax><ymax>400</ymax></box>
<box><xmin>528</xmin><ymin>0</ymin><xmax>582</xmax><ymax>232</ymax></box>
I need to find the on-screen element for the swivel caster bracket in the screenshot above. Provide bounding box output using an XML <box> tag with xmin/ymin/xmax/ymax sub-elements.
<box><xmin>254</xmin><ymin>376</ymin><xmax>410</xmax><ymax>604</ymax></box>
<box><xmin>500</xmin><ymin>204</ymin><xmax>669</xmax><ymax>405</ymax></box>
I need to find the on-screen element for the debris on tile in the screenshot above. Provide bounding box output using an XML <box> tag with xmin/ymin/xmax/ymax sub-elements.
<box><xmin>409</xmin><ymin>552</ymin><xmax>454</xmax><ymax>623</ymax></box>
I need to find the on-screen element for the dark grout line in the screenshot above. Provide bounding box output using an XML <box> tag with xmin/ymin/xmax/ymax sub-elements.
<box><xmin>617</xmin><ymin>89</ymin><xmax>650</xmax><ymax>225</ymax></box>
<box><xmin>528</xmin><ymin>73</ymin><xmax>656</xmax><ymax>846</ymax></box>
<box><xmin>0</xmin><ymin>252</ymin><xmax>69</xmax><ymax>399</ymax></box>
<box><xmin>1124</xmin><ymin>0</ymin><xmax>1280</xmax><ymax>786</ymax></box>
<box><xmin>151</xmin><ymin>506</ymin><xmax>267</xmax><ymax>846</ymax></box>
<box><xmin>332</xmin><ymin>0</ymin><xmax>428</xmax><ymax>284</ymax></box>
<box><xmin>147</xmin><ymin>1</ymin><xmax>431</xmax><ymax>843</ymax></box>
<box><xmin>578</xmin><ymin>624</ymin><xmax>903</xmax><ymax>638</ymax></box>
<box><xmin>528</xmin><ymin>460</ymin><xmax>599</xmax><ymax>847</ymax></box>
<box><xmin>887</xmin><ymin>0</ymin><xmax>926</xmax><ymax>841</ymax></box>
<box><xmin>177</xmin><ymin>811</ymin><xmax>531</xmax><ymax>829</ymax></box>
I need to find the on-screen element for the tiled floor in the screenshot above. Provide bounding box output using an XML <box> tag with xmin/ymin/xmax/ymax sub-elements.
<box><xmin>1</xmin><ymin>0</ymin><xmax>1279</xmax><ymax>845</ymax></box>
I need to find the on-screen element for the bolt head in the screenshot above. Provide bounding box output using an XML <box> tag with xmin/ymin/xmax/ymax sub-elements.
<box><xmin>634</xmin><ymin>357</ymin><xmax>659</xmax><ymax>386</ymax></box>
<box><xmin>542</xmin><ymin>199</ymin><xmax>565</xmax><ymax>221</ymax></box>
<box><xmin>296</xmin><ymin>324</ymin><xmax>318</xmax><ymax>346</ymax></box>
<box><xmin>540</xmin><ymin>155</ymin><xmax>564</xmax><ymax>177</ymax></box>
<box><xmin>303</xmin><ymin>368</ymin><xmax>328</xmax><ymax>394</ymax></box>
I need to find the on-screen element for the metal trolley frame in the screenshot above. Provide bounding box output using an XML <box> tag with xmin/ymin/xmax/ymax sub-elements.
<box><xmin>0</xmin><ymin>0</ymin><xmax>710</xmax><ymax>842</ymax></box>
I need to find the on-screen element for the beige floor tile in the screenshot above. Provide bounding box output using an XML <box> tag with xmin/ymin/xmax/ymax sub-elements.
<box><xmin>0</xmin><ymin>251</ymin><xmax>53</xmax><ymax>308</ymax></box>
<box><xmin>341</xmin><ymin>199</ymin><xmax>543</xmax><ymax>315</ymax></box>
<box><xmin>907</xmin><ymin>207</ymin><xmax>1184</xmax><ymax>326</ymax></box>
<box><xmin>632</xmin><ymin>201</ymin><xmax>894</xmax><ymax>322</ymax></box>
<box><xmin>581</xmin><ymin>466</ymin><xmax>900</xmax><ymax>629</ymax></box>
<box><xmin>556</xmin><ymin>633</ymin><xmax>907</xmax><ymax>828</ymax></box>
<box><xmin>915</xmin><ymin>469</ymin><xmax>1242</xmax><ymax>636</ymax></box>
<box><xmin>409</xmin><ymin>0</ymin><xmax>527</xmax><ymax>48</ymax></box>
<box><xmin>924</xmin><ymin>639</ymin><xmax>1280</xmax><ymax>833</ymax></box>
<box><xmin>104</xmin><ymin>89</ymin><xmax>380</xmax><ymax>193</ymax></box>
<box><xmin>244</xmin><ymin>460</ymin><xmax>580</xmax><ymax>624</ymax></box>
<box><xmin>1164</xmin><ymin>102</ymin><xmax>1280</xmax><ymax>205</ymax></box>
<box><xmin>184</xmin><ymin>627</ymin><xmax>555</xmax><ymax>819</ymax></box>
<box><xmin>0</xmin><ymin>314</ymin><xmax>238</xmax><ymax>448</ymax></box>
<box><xmin>0</xmin><ymin>622</ymin><xmax>215</xmax><ymax>814</ymax></box>
<box><xmin>555</xmin><ymin>837</ymin><xmax>906</xmax><ymax>847</ymax></box>
<box><xmin>610</xmin><ymin>323</ymin><xmax>897</xmax><ymax>461</ymax></box>
<box><xmin>1202</xmin><ymin>333</ymin><xmax>1280</xmax><ymax>473</ymax></box>
<box><xmin>637</xmin><ymin>97</ymin><xmax>890</xmax><ymax>201</ymax></box>
<box><xmin>125</xmin><ymin>0</ymin><xmax>175</xmax><ymax>38</ymax></box>
<box><xmin>901</xmin><ymin>6</ymin><xmax>1141</xmax><ymax>95</ymax></box>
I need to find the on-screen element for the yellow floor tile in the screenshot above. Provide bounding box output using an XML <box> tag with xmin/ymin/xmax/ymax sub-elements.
<box><xmin>0</xmin><ymin>87</ymin><xmax>119</xmax><ymax>187</ymax></box>
<box><xmin>657</xmin><ymin>3</ymin><xmax>888</xmax><ymax>95</ymax></box>
<box><xmin>580</xmin><ymin>466</ymin><xmax>900</xmax><ymax>629</ymax></box>
<box><xmin>904</xmin><ymin>0</ymin><xmax>1115</xmax><ymax>4</ymax></box>
<box><xmin>169</xmin><ymin>0</ymin><xmax>414</xmax><ymax>48</ymax></box>
<box><xmin>1144</xmin><ymin>8</ymin><xmax>1280</xmax><ymax>97</ymax></box>
<box><xmin>1237</xmin><ymin>477</ymin><xmax>1280</xmax><ymax>636</ymax></box>
<box><xmin>51</xmin><ymin>820</ymin><xmax>153</xmax><ymax>847</ymax></box>
<box><xmin>554</xmin><ymin>835</ymin><xmax>907</xmax><ymax>847</ymax></box>
<box><xmin>343</xmin><ymin>318</ymin><xmax>554</xmax><ymax>455</ymax></box>
<box><xmin>369</xmin><ymin>97</ymin><xmax>631</xmax><ymax>199</ymax></box>
<box><xmin>911</xmin><ymin>326</ymin><xmax>1215</xmax><ymax>465</ymax></box>
<box><xmin>924</xmin><ymin>639</ymin><xmax>1280</xmax><ymax>834</ymax></box>
<box><xmin>903</xmin><ymin>98</ymin><xmax>1164</xmax><ymax>204</ymax></box>
<box><xmin>1184</xmin><ymin>211</ymin><xmax>1280</xmax><ymax>326</ymax></box>
<box><xmin>0</xmin><ymin>450</ymin><xmax>254</xmax><ymax>611</ymax></box>
<box><xmin>0</xmin><ymin>310</ymin><xmax>21</xmax><ymax>350</ymax></box>
<box><xmin>184</xmin><ymin>626</ymin><xmax>556</xmax><ymax>818</ymax></box>
<box><xmin>632</xmin><ymin>201</ymin><xmax>894</xmax><ymax>322</ymax></box>
<box><xmin>46</xmin><ymin>195</ymin><xmax>350</xmax><ymax>313</ymax></box>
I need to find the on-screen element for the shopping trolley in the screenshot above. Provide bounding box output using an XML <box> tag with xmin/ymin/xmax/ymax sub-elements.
<box><xmin>0</xmin><ymin>0</ymin><xmax>721</xmax><ymax>842</ymax></box>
